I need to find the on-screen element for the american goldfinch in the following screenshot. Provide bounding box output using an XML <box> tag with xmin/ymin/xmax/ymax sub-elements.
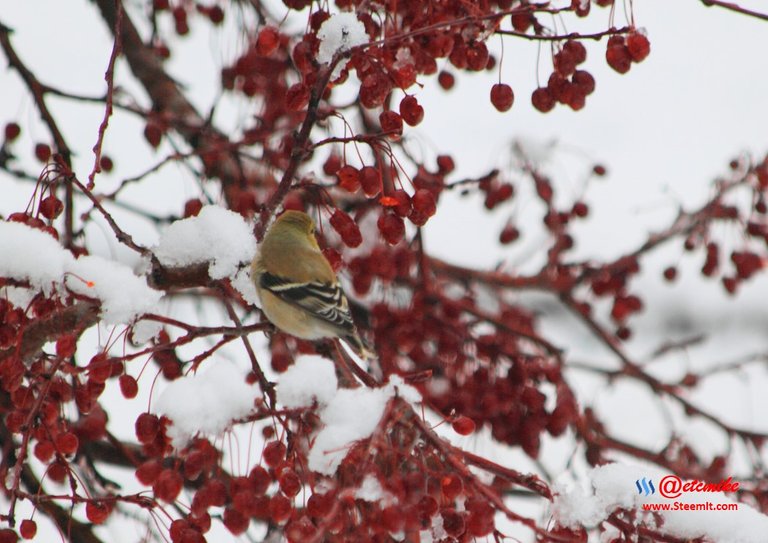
<box><xmin>252</xmin><ymin>210</ymin><xmax>373</xmax><ymax>360</ymax></box>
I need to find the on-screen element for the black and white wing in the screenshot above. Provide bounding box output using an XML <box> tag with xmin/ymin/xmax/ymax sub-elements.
<box><xmin>259</xmin><ymin>271</ymin><xmax>355</xmax><ymax>333</ymax></box>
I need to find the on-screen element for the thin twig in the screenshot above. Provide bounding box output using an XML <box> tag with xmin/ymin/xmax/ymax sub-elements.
<box><xmin>88</xmin><ymin>0</ymin><xmax>123</xmax><ymax>189</ymax></box>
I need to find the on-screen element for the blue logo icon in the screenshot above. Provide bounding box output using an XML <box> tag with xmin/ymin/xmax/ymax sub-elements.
<box><xmin>636</xmin><ymin>478</ymin><xmax>656</xmax><ymax>495</ymax></box>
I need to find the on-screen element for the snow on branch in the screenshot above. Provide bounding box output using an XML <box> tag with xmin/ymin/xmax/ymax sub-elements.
<box><xmin>0</xmin><ymin>221</ymin><xmax>161</xmax><ymax>324</ymax></box>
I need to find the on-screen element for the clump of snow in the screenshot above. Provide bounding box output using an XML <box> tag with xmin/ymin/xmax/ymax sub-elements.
<box><xmin>0</xmin><ymin>221</ymin><xmax>71</xmax><ymax>294</ymax></box>
<box><xmin>0</xmin><ymin>221</ymin><xmax>162</xmax><ymax>324</ymax></box>
<box><xmin>355</xmin><ymin>474</ymin><xmax>391</xmax><ymax>503</ymax></box>
<box><xmin>553</xmin><ymin>462</ymin><xmax>768</xmax><ymax>543</ymax></box>
<box><xmin>317</xmin><ymin>12</ymin><xmax>368</xmax><ymax>65</ymax></box>
<box><xmin>67</xmin><ymin>256</ymin><xmax>162</xmax><ymax>325</ymax></box>
<box><xmin>154</xmin><ymin>206</ymin><xmax>256</xmax><ymax>280</ymax></box>
<box><xmin>130</xmin><ymin>319</ymin><xmax>163</xmax><ymax>344</ymax></box>
<box><xmin>274</xmin><ymin>355</ymin><xmax>422</xmax><ymax>475</ymax></box>
<box><xmin>387</xmin><ymin>374</ymin><xmax>421</xmax><ymax>405</ymax></box>
<box><xmin>231</xmin><ymin>265</ymin><xmax>260</xmax><ymax>307</ymax></box>
<box><xmin>308</xmin><ymin>385</ymin><xmax>391</xmax><ymax>475</ymax></box>
<box><xmin>276</xmin><ymin>355</ymin><xmax>338</xmax><ymax>408</ymax></box>
<box><xmin>309</xmin><ymin>375</ymin><xmax>422</xmax><ymax>475</ymax></box>
<box><xmin>156</xmin><ymin>360</ymin><xmax>259</xmax><ymax>448</ymax></box>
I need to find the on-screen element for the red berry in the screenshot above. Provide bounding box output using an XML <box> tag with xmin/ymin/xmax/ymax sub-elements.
<box><xmin>306</xmin><ymin>493</ymin><xmax>333</xmax><ymax>518</ymax></box>
<box><xmin>144</xmin><ymin>122</ymin><xmax>163</xmax><ymax>148</ymax></box>
<box><xmin>380</xmin><ymin>190</ymin><xmax>411</xmax><ymax>217</ymax></box>
<box><xmin>170</xmin><ymin>519</ymin><xmax>191</xmax><ymax>541</ymax></box>
<box><xmin>438</xmin><ymin>71</ymin><xmax>455</xmax><ymax>90</ymax></box>
<box><xmin>184</xmin><ymin>199</ymin><xmax>203</xmax><ymax>217</ymax></box>
<box><xmin>511</xmin><ymin>13</ymin><xmax>532</xmax><ymax>32</ymax></box>
<box><xmin>722</xmin><ymin>276</ymin><xmax>738</xmax><ymax>295</ymax></box>
<box><xmin>56</xmin><ymin>335</ymin><xmax>77</xmax><ymax>358</ymax></box>
<box><xmin>572</xmin><ymin>70</ymin><xmax>596</xmax><ymax>95</ymax></box>
<box><xmin>626</xmin><ymin>32</ymin><xmax>650</xmax><ymax>62</ymax></box>
<box><xmin>554</xmin><ymin>49</ymin><xmax>577</xmax><ymax>76</ymax></box>
<box><xmin>278</xmin><ymin>469</ymin><xmax>302</xmax><ymax>497</ymax></box>
<box><xmin>531</xmin><ymin>87</ymin><xmax>555</xmax><ymax>113</ymax></box>
<box><xmin>4</xmin><ymin>122</ymin><xmax>21</xmax><ymax>142</ymax></box>
<box><xmin>257</xmin><ymin>26</ymin><xmax>280</xmax><ymax>56</ymax></box>
<box><xmin>292</xmin><ymin>40</ymin><xmax>314</xmax><ymax>75</ymax></box>
<box><xmin>119</xmin><ymin>375</ymin><xmax>139</xmax><ymax>398</ymax></box>
<box><xmin>39</xmin><ymin>196</ymin><xmax>64</xmax><ymax>220</ymax></box>
<box><xmin>571</xmin><ymin>201</ymin><xmax>589</xmax><ymax>217</ymax></box>
<box><xmin>55</xmin><ymin>432</ymin><xmax>79</xmax><ymax>455</ymax></box>
<box><xmin>208</xmin><ymin>5</ymin><xmax>224</xmax><ymax>24</ymax></box>
<box><xmin>136</xmin><ymin>459</ymin><xmax>163</xmax><ymax>485</ymax></box>
<box><xmin>285</xmin><ymin>83</ymin><xmax>310</xmax><ymax>111</ymax></box>
<box><xmin>606</xmin><ymin>41</ymin><xmax>632</xmax><ymax>74</ymax></box>
<box><xmin>399</xmin><ymin>95</ymin><xmax>424</xmax><ymax>126</ymax></box>
<box><xmin>441</xmin><ymin>508</ymin><xmax>466</xmax><ymax>536</ymax></box>
<box><xmin>263</xmin><ymin>441</ymin><xmax>286</xmax><ymax>467</ymax></box>
<box><xmin>379</xmin><ymin>110</ymin><xmax>403</xmax><ymax>137</ymax></box>
<box><xmin>499</xmin><ymin>224</ymin><xmax>519</xmax><ymax>244</ymax></box>
<box><xmin>34</xmin><ymin>143</ymin><xmax>51</xmax><ymax>163</ymax></box>
<box><xmin>174</xmin><ymin>8</ymin><xmax>189</xmax><ymax>35</ymax></box>
<box><xmin>466</xmin><ymin>41</ymin><xmax>489</xmax><ymax>71</ymax></box>
<box><xmin>86</xmin><ymin>501</ymin><xmax>112</xmax><ymax>524</ymax></box>
<box><xmin>392</xmin><ymin>64</ymin><xmax>417</xmax><ymax>89</ymax></box>
<box><xmin>663</xmin><ymin>266</ymin><xmax>678</xmax><ymax>282</ymax></box>
<box><xmin>465</xmin><ymin>499</ymin><xmax>494</xmax><ymax>536</ymax></box>
<box><xmin>269</xmin><ymin>494</ymin><xmax>292</xmax><ymax>523</ymax></box>
<box><xmin>427</xmin><ymin>32</ymin><xmax>453</xmax><ymax>58</ymax></box>
<box><xmin>34</xmin><ymin>440</ymin><xmax>55</xmax><ymax>462</ymax></box>
<box><xmin>323</xmin><ymin>154</ymin><xmax>341</xmax><ymax>175</ymax></box>
<box><xmin>8</xmin><ymin>211</ymin><xmax>32</xmax><ymax>224</ymax></box>
<box><xmin>573</xmin><ymin>0</ymin><xmax>591</xmax><ymax>16</ymax></box>
<box><xmin>47</xmin><ymin>460</ymin><xmax>68</xmax><ymax>483</ymax></box>
<box><xmin>19</xmin><ymin>520</ymin><xmax>36</xmax><ymax>539</ymax></box>
<box><xmin>99</xmin><ymin>155</ymin><xmax>114</xmax><ymax>172</ymax></box>
<box><xmin>249</xmin><ymin>465</ymin><xmax>271</xmax><ymax>495</ymax></box>
<box><xmin>336</xmin><ymin>165</ymin><xmax>361</xmax><ymax>192</ymax></box>
<box><xmin>359</xmin><ymin>166</ymin><xmax>382</xmax><ymax>197</ymax></box>
<box><xmin>135</xmin><ymin>413</ymin><xmax>160</xmax><ymax>443</ymax></box>
<box><xmin>441</xmin><ymin>475</ymin><xmax>464</xmax><ymax>500</ymax></box>
<box><xmin>563</xmin><ymin>40</ymin><xmax>587</xmax><ymax>65</ymax></box>
<box><xmin>223</xmin><ymin>508</ymin><xmax>249</xmax><ymax>535</ymax></box>
<box><xmin>359</xmin><ymin>71</ymin><xmax>393</xmax><ymax>109</ymax></box>
<box><xmin>154</xmin><ymin>468</ymin><xmax>184</xmax><ymax>501</ymax></box>
<box><xmin>410</xmin><ymin>189</ymin><xmax>437</xmax><ymax>225</ymax></box>
<box><xmin>490</xmin><ymin>83</ymin><xmax>514</xmax><ymax>112</ymax></box>
<box><xmin>452</xmin><ymin>415</ymin><xmax>475</xmax><ymax>435</ymax></box>
<box><xmin>87</xmin><ymin>353</ymin><xmax>113</xmax><ymax>384</ymax></box>
<box><xmin>377</xmin><ymin>213</ymin><xmax>405</xmax><ymax>245</ymax></box>
<box><xmin>329</xmin><ymin>209</ymin><xmax>362</xmax><ymax>247</ymax></box>
<box><xmin>199</xmin><ymin>479</ymin><xmax>227</xmax><ymax>507</ymax></box>
<box><xmin>437</xmin><ymin>154</ymin><xmax>455</xmax><ymax>173</ymax></box>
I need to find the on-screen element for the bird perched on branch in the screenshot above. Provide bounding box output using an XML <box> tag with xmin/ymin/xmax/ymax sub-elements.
<box><xmin>251</xmin><ymin>210</ymin><xmax>373</xmax><ymax>360</ymax></box>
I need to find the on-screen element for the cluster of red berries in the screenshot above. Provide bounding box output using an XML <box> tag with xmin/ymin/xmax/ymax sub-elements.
<box><xmin>348</xmin><ymin>246</ymin><xmax>414</xmax><ymax>295</ymax></box>
<box><xmin>366</xmin><ymin>292</ymin><xmax>576</xmax><ymax>459</ymax></box>
<box><xmin>587</xmin><ymin>256</ymin><xmax>642</xmax><ymax>339</ymax></box>
<box><xmin>532</xmin><ymin>40</ymin><xmax>595</xmax><ymax>113</ymax></box>
<box><xmin>605</xmin><ymin>32</ymin><xmax>651</xmax><ymax>74</ymax></box>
